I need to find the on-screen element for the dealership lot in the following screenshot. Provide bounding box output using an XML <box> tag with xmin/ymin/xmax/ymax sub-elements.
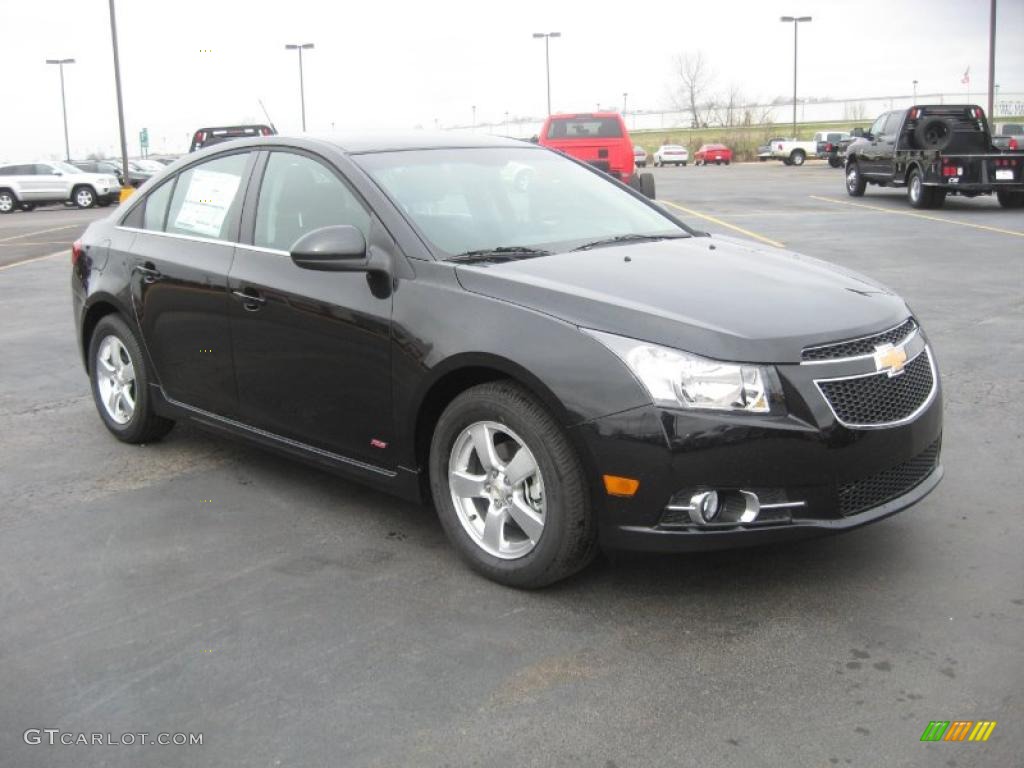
<box><xmin>1</xmin><ymin>163</ymin><xmax>1021</xmax><ymax>765</ymax></box>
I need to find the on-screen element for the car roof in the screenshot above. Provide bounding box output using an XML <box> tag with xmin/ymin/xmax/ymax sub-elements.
<box><xmin>185</xmin><ymin>132</ymin><xmax>534</xmax><ymax>155</ymax></box>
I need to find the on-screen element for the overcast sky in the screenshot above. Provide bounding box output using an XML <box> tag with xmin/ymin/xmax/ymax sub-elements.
<box><xmin>2</xmin><ymin>0</ymin><xmax>1021</xmax><ymax>159</ymax></box>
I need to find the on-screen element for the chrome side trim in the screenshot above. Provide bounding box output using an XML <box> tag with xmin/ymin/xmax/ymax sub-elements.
<box><xmin>163</xmin><ymin>393</ymin><xmax>396</xmax><ymax>478</ymax></box>
<box><xmin>814</xmin><ymin>346</ymin><xmax>938</xmax><ymax>430</ymax></box>
<box><xmin>116</xmin><ymin>225</ymin><xmax>290</xmax><ymax>256</ymax></box>
<box><xmin>800</xmin><ymin>319</ymin><xmax>918</xmax><ymax>366</ymax></box>
<box><xmin>665</xmin><ymin>500</ymin><xmax>806</xmax><ymax>512</ymax></box>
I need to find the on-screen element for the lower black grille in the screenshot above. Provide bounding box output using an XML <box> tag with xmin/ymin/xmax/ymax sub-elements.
<box><xmin>818</xmin><ymin>349</ymin><xmax>935</xmax><ymax>426</ymax></box>
<box><xmin>838</xmin><ymin>439</ymin><xmax>940</xmax><ymax>516</ymax></box>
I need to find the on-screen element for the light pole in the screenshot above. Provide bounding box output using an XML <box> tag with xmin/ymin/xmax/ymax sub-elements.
<box><xmin>284</xmin><ymin>43</ymin><xmax>314</xmax><ymax>131</ymax></box>
<box><xmin>531</xmin><ymin>32</ymin><xmax>561</xmax><ymax>116</ymax></box>
<box><xmin>780</xmin><ymin>16</ymin><xmax>812</xmax><ymax>138</ymax></box>
<box><xmin>913</xmin><ymin>79</ymin><xmax>918</xmax><ymax>102</ymax></box>
<box><xmin>623</xmin><ymin>92</ymin><xmax>628</xmax><ymax>115</ymax></box>
<box><xmin>472</xmin><ymin>105</ymin><xmax>476</xmax><ymax>132</ymax></box>
<box><xmin>107</xmin><ymin>0</ymin><xmax>129</xmax><ymax>188</ymax></box>
<box><xmin>46</xmin><ymin>58</ymin><xmax>75</xmax><ymax>161</ymax></box>
<box><xmin>987</xmin><ymin>0</ymin><xmax>996</xmax><ymax>122</ymax></box>
<box><xmin>504</xmin><ymin>111</ymin><xmax>510</xmax><ymax>135</ymax></box>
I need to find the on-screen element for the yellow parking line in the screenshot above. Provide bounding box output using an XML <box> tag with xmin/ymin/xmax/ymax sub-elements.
<box><xmin>809</xmin><ymin>195</ymin><xmax>1024</xmax><ymax>238</ymax></box>
<box><xmin>658</xmin><ymin>199</ymin><xmax>786</xmax><ymax>248</ymax></box>
<box><xmin>0</xmin><ymin>223</ymin><xmax>79</xmax><ymax>243</ymax></box>
<box><xmin>0</xmin><ymin>249</ymin><xmax>66</xmax><ymax>271</ymax></box>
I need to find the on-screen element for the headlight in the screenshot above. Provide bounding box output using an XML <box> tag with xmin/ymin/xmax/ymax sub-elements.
<box><xmin>583</xmin><ymin>329</ymin><xmax>775</xmax><ymax>413</ymax></box>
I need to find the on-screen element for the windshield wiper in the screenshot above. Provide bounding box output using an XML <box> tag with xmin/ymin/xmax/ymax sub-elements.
<box><xmin>571</xmin><ymin>233</ymin><xmax>688</xmax><ymax>252</ymax></box>
<box><xmin>447</xmin><ymin>246</ymin><xmax>551</xmax><ymax>263</ymax></box>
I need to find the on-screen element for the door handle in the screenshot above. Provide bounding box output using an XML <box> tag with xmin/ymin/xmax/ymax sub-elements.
<box><xmin>232</xmin><ymin>289</ymin><xmax>266</xmax><ymax>311</ymax></box>
<box><xmin>135</xmin><ymin>262</ymin><xmax>161</xmax><ymax>283</ymax></box>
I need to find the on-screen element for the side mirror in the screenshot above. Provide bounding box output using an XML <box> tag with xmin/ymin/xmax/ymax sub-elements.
<box><xmin>290</xmin><ymin>225</ymin><xmax>369</xmax><ymax>272</ymax></box>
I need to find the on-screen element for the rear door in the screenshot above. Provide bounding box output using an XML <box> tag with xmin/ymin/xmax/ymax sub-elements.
<box><xmin>227</xmin><ymin>149</ymin><xmax>395</xmax><ymax>466</ymax></box>
<box><xmin>862</xmin><ymin>113</ymin><xmax>892</xmax><ymax>175</ymax></box>
<box><xmin>127</xmin><ymin>150</ymin><xmax>255</xmax><ymax>416</ymax></box>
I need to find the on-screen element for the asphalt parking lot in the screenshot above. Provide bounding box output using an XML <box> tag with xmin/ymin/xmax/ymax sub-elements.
<box><xmin>1</xmin><ymin>163</ymin><xmax>1021</xmax><ymax>766</ymax></box>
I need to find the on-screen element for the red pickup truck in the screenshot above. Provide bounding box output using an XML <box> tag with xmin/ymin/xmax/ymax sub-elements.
<box><xmin>539</xmin><ymin>112</ymin><xmax>655</xmax><ymax>198</ymax></box>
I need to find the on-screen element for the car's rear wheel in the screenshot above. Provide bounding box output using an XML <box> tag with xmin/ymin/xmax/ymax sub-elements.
<box><xmin>88</xmin><ymin>314</ymin><xmax>174</xmax><ymax>443</ymax></box>
<box><xmin>73</xmin><ymin>185</ymin><xmax>96</xmax><ymax>209</ymax></box>
<box><xmin>997</xmin><ymin>190</ymin><xmax>1024</xmax><ymax>208</ymax></box>
<box><xmin>0</xmin><ymin>190</ymin><xmax>16</xmax><ymax>214</ymax></box>
<box><xmin>429</xmin><ymin>381</ymin><xmax>596</xmax><ymax>588</ymax></box>
<box><xmin>20</xmin><ymin>202</ymin><xmax>36</xmax><ymax>211</ymax></box>
<box><xmin>790</xmin><ymin>150</ymin><xmax>806</xmax><ymax>166</ymax></box>
<box><xmin>846</xmin><ymin>161</ymin><xmax>867</xmax><ymax>197</ymax></box>
<box><xmin>907</xmin><ymin>168</ymin><xmax>931</xmax><ymax>209</ymax></box>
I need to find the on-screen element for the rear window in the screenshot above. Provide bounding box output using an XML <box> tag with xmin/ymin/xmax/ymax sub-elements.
<box><xmin>546</xmin><ymin>117</ymin><xmax>623</xmax><ymax>139</ymax></box>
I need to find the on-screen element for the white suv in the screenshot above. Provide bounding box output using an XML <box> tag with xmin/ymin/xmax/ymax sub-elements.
<box><xmin>0</xmin><ymin>161</ymin><xmax>120</xmax><ymax>213</ymax></box>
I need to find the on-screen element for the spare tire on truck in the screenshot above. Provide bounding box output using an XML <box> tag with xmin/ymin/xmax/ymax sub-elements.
<box><xmin>913</xmin><ymin>117</ymin><xmax>954</xmax><ymax>151</ymax></box>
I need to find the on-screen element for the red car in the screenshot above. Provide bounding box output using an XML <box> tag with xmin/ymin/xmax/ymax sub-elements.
<box><xmin>695</xmin><ymin>144</ymin><xmax>733</xmax><ymax>166</ymax></box>
<box><xmin>539</xmin><ymin>112</ymin><xmax>636</xmax><ymax>183</ymax></box>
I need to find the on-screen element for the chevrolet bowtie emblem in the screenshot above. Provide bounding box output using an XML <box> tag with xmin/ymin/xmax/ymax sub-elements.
<box><xmin>874</xmin><ymin>343</ymin><xmax>908</xmax><ymax>377</ymax></box>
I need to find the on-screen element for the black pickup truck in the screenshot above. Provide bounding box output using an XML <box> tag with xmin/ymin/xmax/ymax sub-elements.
<box><xmin>845</xmin><ymin>105</ymin><xmax>1024</xmax><ymax>209</ymax></box>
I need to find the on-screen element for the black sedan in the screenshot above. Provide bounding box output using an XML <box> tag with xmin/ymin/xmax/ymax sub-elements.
<box><xmin>70</xmin><ymin>134</ymin><xmax>943</xmax><ymax>587</ymax></box>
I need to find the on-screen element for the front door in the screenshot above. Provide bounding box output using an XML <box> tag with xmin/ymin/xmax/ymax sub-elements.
<box><xmin>128</xmin><ymin>150</ymin><xmax>255</xmax><ymax>417</ymax></box>
<box><xmin>227</xmin><ymin>150</ymin><xmax>394</xmax><ymax>467</ymax></box>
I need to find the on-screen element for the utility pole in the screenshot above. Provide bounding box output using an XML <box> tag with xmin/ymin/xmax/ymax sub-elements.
<box><xmin>780</xmin><ymin>16</ymin><xmax>812</xmax><ymax>138</ymax></box>
<box><xmin>107</xmin><ymin>0</ymin><xmax>129</xmax><ymax>188</ymax></box>
<box><xmin>913</xmin><ymin>79</ymin><xmax>918</xmax><ymax>102</ymax></box>
<box><xmin>45</xmin><ymin>58</ymin><xmax>75</xmax><ymax>161</ymax></box>
<box><xmin>531</xmin><ymin>33</ymin><xmax>561</xmax><ymax>116</ymax></box>
<box><xmin>285</xmin><ymin>43</ymin><xmax>314</xmax><ymax>131</ymax></box>
<box><xmin>472</xmin><ymin>105</ymin><xmax>476</xmax><ymax>132</ymax></box>
<box><xmin>987</xmin><ymin>0</ymin><xmax>996</xmax><ymax>121</ymax></box>
<box><xmin>623</xmin><ymin>92</ymin><xmax>628</xmax><ymax>115</ymax></box>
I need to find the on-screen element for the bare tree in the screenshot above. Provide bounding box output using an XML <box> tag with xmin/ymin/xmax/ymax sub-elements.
<box><xmin>671</xmin><ymin>52</ymin><xmax>714</xmax><ymax>129</ymax></box>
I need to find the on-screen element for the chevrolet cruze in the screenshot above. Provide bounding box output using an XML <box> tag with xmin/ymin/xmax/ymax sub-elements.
<box><xmin>71</xmin><ymin>134</ymin><xmax>943</xmax><ymax>587</ymax></box>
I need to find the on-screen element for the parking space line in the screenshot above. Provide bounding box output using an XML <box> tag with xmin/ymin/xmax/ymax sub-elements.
<box><xmin>658</xmin><ymin>200</ymin><xmax>785</xmax><ymax>248</ymax></box>
<box><xmin>809</xmin><ymin>196</ymin><xmax>1024</xmax><ymax>238</ymax></box>
<box><xmin>0</xmin><ymin>249</ymin><xmax>66</xmax><ymax>271</ymax></box>
<box><xmin>0</xmin><ymin>223</ymin><xmax>79</xmax><ymax>243</ymax></box>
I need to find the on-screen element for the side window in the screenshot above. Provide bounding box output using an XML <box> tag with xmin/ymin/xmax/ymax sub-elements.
<box><xmin>143</xmin><ymin>179</ymin><xmax>175</xmax><ymax>231</ymax></box>
<box><xmin>165</xmin><ymin>152</ymin><xmax>250</xmax><ymax>240</ymax></box>
<box><xmin>0</xmin><ymin>166</ymin><xmax>12</xmax><ymax>176</ymax></box>
<box><xmin>883</xmin><ymin>112</ymin><xmax>903</xmax><ymax>136</ymax></box>
<box><xmin>870</xmin><ymin>113</ymin><xmax>888</xmax><ymax>136</ymax></box>
<box><xmin>35</xmin><ymin>164</ymin><xmax>57</xmax><ymax>175</ymax></box>
<box><xmin>254</xmin><ymin>152</ymin><xmax>370</xmax><ymax>252</ymax></box>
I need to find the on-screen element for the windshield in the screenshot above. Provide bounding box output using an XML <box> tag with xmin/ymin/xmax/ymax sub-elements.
<box><xmin>356</xmin><ymin>147</ymin><xmax>688</xmax><ymax>257</ymax></box>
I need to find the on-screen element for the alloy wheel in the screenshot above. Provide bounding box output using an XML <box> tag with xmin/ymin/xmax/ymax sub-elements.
<box><xmin>847</xmin><ymin>167</ymin><xmax>858</xmax><ymax>192</ymax></box>
<box><xmin>448</xmin><ymin>421</ymin><xmax>545</xmax><ymax>559</ymax></box>
<box><xmin>76</xmin><ymin>188</ymin><xmax>94</xmax><ymax>208</ymax></box>
<box><xmin>95</xmin><ymin>335</ymin><xmax>136</xmax><ymax>424</ymax></box>
<box><xmin>0</xmin><ymin>193</ymin><xmax>13</xmax><ymax>213</ymax></box>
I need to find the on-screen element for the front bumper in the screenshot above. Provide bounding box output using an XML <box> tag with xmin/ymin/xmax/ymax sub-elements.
<box><xmin>572</xmin><ymin>344</ymin><xmax>943</xmax><ymax>553</ymax></box>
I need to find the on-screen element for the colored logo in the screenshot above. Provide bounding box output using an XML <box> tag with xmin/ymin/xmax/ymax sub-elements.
<box><xmin>873</xmin><ymin>343</ymin><xmax>908</xmax><ymax>377</ymax></box>
<box><xmin>920</xmin><ymin>721</ymin><xmax>997</xmax><ymax>742</ymax></box>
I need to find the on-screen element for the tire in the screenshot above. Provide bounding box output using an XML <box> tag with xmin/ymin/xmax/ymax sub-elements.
<box><xmin>907</xmin><ymin>168</ymin><xmax>932</xmax><ymax>209</ymax></box>
<box><xmin>930</xmin><ymin>189</ymin><xmax>947</xmax><ymax>209</ymax></box>
<box><xmin>88</xmin><ymin>314</ymin><xmax>175</xmax><ymax>444</ymax></box>
<box><xmin>791</xmin><ymin>149</ymin><xmax>806</xmax><ymax>166</ymax></box>
<box><xmin>715</xmin><ymin>159</ymin><xmax>722</xmax><ymax>166</ymax></box>
<box><xmin>996</xmin><ymin>190</ymin><xmax>1024</xmax><ymax>209</ymax></box>
<box><xmin>428</xmin><ymin>381</ymin><xmax>596</xmax><ymax>588</ymax></box>
<box><xmin>0</xmin><ymin>189</ymin><xmax>16</xmax><ymax>214</ymax></box>
<box><xmin>846</xmin><ymin>160</ymin><xmax>867</xmax><ymax>197</ymax></box>
<box><xmin>73</xmin><ymin>185</ymin><xmax>96</xmax><ymax>209</ymax></box>
<box><xmin>828</xmin><ymin>156</ymin><xmax>843</xmax><ymax>168</ymax></box>
<box><xmin>913</xmin><ymin>117</ymin><xmax>954</xmax><ymax>151</ymax></box>
<box><xmin>783</xmin><ymin>157</ymin><xmax>793</xmax><ymax>166</ymax></box>
<box><xmin>639</xmin><ymin>172</ymin><xmax>656</xmax><ymax>199</ymax></box>
<box><xmin>682</xmin><ymin>161</ymin><xmax>687</xmax><ymax>166</ymax></box>
<box><xmin>760</xmin><ymin>157</ymin><xmax>767</xmax><ymax>162</ymax></box>
<box><xmin>97</xmin><ymin>198</ymin><xmax>113</xmax><ymax>208</ymax></box>
<box><xmin>20</xmin><ymin>202</ymin><xmax>36</xmax><ymax>211</ymax></box>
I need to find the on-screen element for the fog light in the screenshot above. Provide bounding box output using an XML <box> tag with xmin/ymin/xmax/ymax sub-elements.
<box><xmin>689</xmin><ymin>490</ymin><xmax>721</xmax><ymax>524</ymax></box>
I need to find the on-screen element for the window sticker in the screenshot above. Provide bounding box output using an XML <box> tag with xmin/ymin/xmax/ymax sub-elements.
<box><xmin>173</xmin><ymin>169</ymin><xmax>241</xmax><ymax>237</ymax></box>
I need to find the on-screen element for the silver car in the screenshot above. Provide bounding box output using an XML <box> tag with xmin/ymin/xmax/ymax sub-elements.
<box><xmin>0</xmin><ymin>161</ymin><xmax>119</xmax><ymax>213</ymax></box>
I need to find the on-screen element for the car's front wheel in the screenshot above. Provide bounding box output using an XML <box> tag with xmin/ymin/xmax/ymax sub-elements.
<box><xmin>0</xmin><ymin>190</ymin><xmax>17</xmax><ymax>214</ymax></box>
<box><xmin>88</xmin><ymin>314</ymin><xmax>175</xmax><ymax>443</ymax></box>
<box><xmin>73</xmin><ymin>185</ymin><xmax>96</xmax><ymax>209</ymax></box>
<box><xmin>429</xmin><ymin>381</ymin><xmax>596</xmax><ymax>588</ymax></box>
<box><xmin>846</xmin><ymin>161</ymin><xmax>867</xmax><ymax>196</ymax></box>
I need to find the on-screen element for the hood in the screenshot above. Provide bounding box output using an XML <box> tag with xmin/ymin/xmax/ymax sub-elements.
<box><xmin>454</xmin><ymin>235</ymin><xmax>911</xmax><ymax>364</ymax></box>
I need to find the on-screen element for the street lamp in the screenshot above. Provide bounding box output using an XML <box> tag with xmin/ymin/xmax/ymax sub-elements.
<box><xmin>472</xmin><ymin>105</ymin><xmax>476</xmax><ymax>132</ymax></box>
<box><xmin>504</xmin><ymin>111</ymin><xmax>510</xmax><ymax>135</ymax></box>
<box><xmin>623</xmin><ymin>92</ymin><xmax>628</xmax><ymax>115</ymax></box>
<box><xmin>531</xmin><ymin>32</ymin><xmax>561</xmax><ymax>116</ymax></box>
<box><xmin>913</xmin><ymin>79</ymin><xmax>918</xmax><ymax>102</ymax></box>
<box><xmin>779</xmin><ymin>15</ymin><xmax>812</xmax><ymax>138</ymax></box>
<box><xmin>284</xmin><ymin>43</ymin><xmax>314</xmax><ymax>131</ymax></box>
<box><xmin>46</xmin><ymin>58</ymin><xmax>75</xmax><ymax>161</ymax></box>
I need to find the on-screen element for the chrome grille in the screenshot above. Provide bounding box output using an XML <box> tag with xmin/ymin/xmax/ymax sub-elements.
<box><xmin>802</xmin><ymin>318</ymin><xmax>918</xmax><ymax>362</ymax></box>
<box><xmin>817</xmin><ymin>349</ymin><xmax>935</xmax><ymax>428</ymax></box>
<box><xmin>838</xmin><ymin>439</ymin><xmax>940</xmax><ymax>516</ymax></box>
